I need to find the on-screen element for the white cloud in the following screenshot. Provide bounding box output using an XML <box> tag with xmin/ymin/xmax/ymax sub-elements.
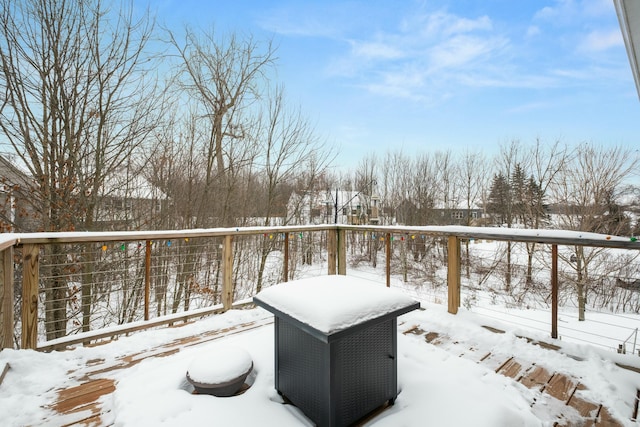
<box><xmin>533</xmin><ymin>0</ymin><xmax>614</xmax><ymax>25</ymax></box>
<box><xmin>428</xmin><ymin>35</ymin><xmax>508</xmax><ymax>72</ymax></box>
<box><xmin>259</xmin><ymin>14</ymin><xmax>340</xmax><ymax>38</ymax></box>
<box><xmin>579</xmin><ymin>29</ymin><xmax>623</xmax><ymax>52</ymax></box>
<box><xmin>402</xmin><ymin>11</ymin><xmax>493</xmax><ymax>39</ymax></box>
<box><xmin>275</xmin><ymin>1</ymin><xmax>627</xmax><ymax>104</ymax></box>
<box><xmin>581</xmin><ymin>0</ymin><xmax>615</xmax><ymax>18</ymax></box>
<box><xmin>325</xmin><ymin>9</ymin><xmax>511</xmax><ymax>101</ymax></box>
<box><xmin>443</xmin><ymin>15</ymin><xmax>493</xmax><ymax>36</ymax></box>
<box><xmin>350</xmin><ymin>40</ymin><xmax>405</xmax><ymax>61</ymax></box>
<box><xmin>534</xmin><ymin>0</ymin><xmax>579</xmax><ymax>23</ymax></box>
<box><xmin>526</xmin><ymin>25</ymin><xmax>541</xmax><ymax>38</ymax></box>
<box><xmin>505</xmin><ymin>101</ymin><xmax>555</xmax><ymax>114</ymax></box>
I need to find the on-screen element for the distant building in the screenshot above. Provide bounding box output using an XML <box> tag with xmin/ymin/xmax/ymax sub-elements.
<box><xmin>0</xmin><ymin>156</ymin><xmax>167</xmax><ymax>232</ymax></box>
<box><xmin>0</xmin><ymin>154</ymin><xmax>40</xmax><ymax>232</ymax></box>
<box><xmin>93</xmin><ymin>168</ymin><xmax>167</xmax><ymax>230</ymax></box>
<box><xmin>431</xmin><ymin>208</ymin><xmax>485</xmax><ymax>226</ymax></box>
<box><xmin>392</xmin><ymin>199</ymin><xmax>485</xmax><ymax>226</ymax></box>
<box><xmin>287</xmin><ymin>190</ymin><xmax>380</xmax><ymax>225</ymax></box>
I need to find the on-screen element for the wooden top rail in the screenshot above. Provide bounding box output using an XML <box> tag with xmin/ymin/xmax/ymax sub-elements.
<box><xmin>339</xmin><ymin>225</ymin><xmax>640</xmax><ymax>250</ymax></box>
<box><xmin>2</xmin><ymin>225</ymin><xmax>332</xmax><ymax>246</ymax></box>
<box><xmin>1</xmin><ymin>224</ymin><xmax>637</xmax><ymax>249</ymax></box>
<box><xmin>0</xmin><ymin>234</ymin><xmax>18</xmax><ymax>252</ymax></box>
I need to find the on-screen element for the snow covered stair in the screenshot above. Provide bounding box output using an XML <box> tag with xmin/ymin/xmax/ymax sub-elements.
<box><xmin>402</xmin><ymin>325</ymin><xmax>634</xmax><ymax>426</ymax></box>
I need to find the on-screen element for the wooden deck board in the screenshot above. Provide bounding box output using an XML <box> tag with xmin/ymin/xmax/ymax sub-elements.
<box><xmin>457</xmin><ymin>346</ymin><xmax>490</xmax><ymax>363</ymax></box>
<box><xmin>543</xmin><ymin>373</ymin><xmax>577</xmax><ymax>402</ymax></box>
<box><xmin>597</xmin><ymin>407</ymin><xmax>625</xmax><ymax>426</ymax></box>
<box><xmin>53</xmin><ymin>378</ymin><xmax>116</xmax><ymax>413</ymax></box>
<box><xmin>519</xmin><ymin>365</ymin><xmax>554</xmax><ymax>390</ymax></box>
<box><xmin>496</xmin><ymin>357</ymin><xmax>528</xmax><ymax>379</ymax></box>
<box><xmin>76</xmin><ymin>320</ymin><xmax>269</xmax><ymax>380</ymax></box>
<box><xmin>567</xmin><ymin>393</ymin><xmax>600</xmax><ymax>419</ymax></box>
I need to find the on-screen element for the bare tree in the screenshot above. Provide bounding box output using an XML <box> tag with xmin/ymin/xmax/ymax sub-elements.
<box><xmin>380</xmin><ymin>150</ymin><xmax>412</xmax><ymax>225</ymax></box>
<box><xmin>520</xmin><ymin>140</ymin><xmax>568</xmax><ymax>288</ymax></box>
<box><xmin>552</xmin><ymin>143</ymin><xmax>639</xmax><ymax>320</ymax></box>
<box><xmin>492</xmin><ymin>140</ymin><xmax>525</xmax><ymax>292</ymax></box>
<box><xmin>458</xmin><ymin>149</ymin><xmax>489</xmax><ymax>277</ymax></box>
<box><xmin>167</xmin><ymin>25</ymin><xmax>275</xmax><ymax>228</ymax></box>
<box><xmin>353</xmin><ymin>154</ymin><xmax>378</xmax><ymax>221</ymax></box>
<box><xmin>434</xmin><ymin>150</ymin><xmax>459</xmax><ymax>213</ymax></box>
<box><xmin>156</xmin><ymin>25</ymin><xmax>276</xmax><ymax>311</ymax></box>
<box><xmin>0</xmin><ymin>0</ymin><xmax>162</xmax><ymax>339</ymax></box>
<box><xmin>254</xmin><ymin>85</ymin><xmax>333</xmax><ymax>293</ymax></box>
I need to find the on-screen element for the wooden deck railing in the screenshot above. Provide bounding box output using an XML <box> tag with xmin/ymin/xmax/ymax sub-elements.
<box><xmin>0</xmin><ymin>225</ymin><xmax>638</xmax><ymax>351</ymax></box>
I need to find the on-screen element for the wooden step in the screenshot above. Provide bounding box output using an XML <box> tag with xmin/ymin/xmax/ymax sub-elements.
<box><xmin>543</xmin><ymin>373</ymin><xmax>577</xmax><ymax>402</ymax></box>
<box><xmin>519</xmin><ymin>365</ymin><xmax>553</xmax><ymax>390</ymax></box>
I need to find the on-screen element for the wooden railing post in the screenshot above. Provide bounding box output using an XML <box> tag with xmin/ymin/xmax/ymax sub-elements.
<box><xmin>222</xmin><ymin>235</ymin><xmax>234</xmax><ymax>311</ymax></box>
<box><xmin>21</xmin><ymin>244</ymin><xmax>39</xmax><ymax>349</ymax></box>
<box><xmin>1</xmin><ymin>246</ymin><xmax>14</xmax><ymax>349</ymax></box>
<box><xmin>447</xmin><ymin>236</ymin><xmax>461</xmax><ymax>315</ymax></box>
<box><xmin>283</xmin><ymin>232</ymin><xmax>289</xmax><ymax>282</ymax></box>
<box><xmin>551</xmin><ymin>244</ymin><xmax>558</xmax><ymax>339</ymax></box>
<box><xmin>328</xmin><ymin>229</ymin><xmax>337</xmax><ymax>275</ymax></box>
<box><xmin>337</xmin><ymin>228</ymin><xmax>346</xmax><ymax>275</ymax></box>
<box><xmin>144</xmin><ymin>240</ymin><xmax>151</xmax><ymax>321</ymax></box>
<box><xmin>386</xmin><ymin>233</ymin><xmax>391</xmax><ymax>287</ymax></box>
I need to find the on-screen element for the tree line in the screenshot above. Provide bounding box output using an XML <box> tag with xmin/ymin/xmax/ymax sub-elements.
<box><xmin>1</xmin><ymin>0</ymin><xmax>639</xmax><ymax>340</ymax></box>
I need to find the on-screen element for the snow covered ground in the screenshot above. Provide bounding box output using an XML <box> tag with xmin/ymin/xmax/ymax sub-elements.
<box><xmin>2</xmin><ymin>282</ymin><xmax>640</xmax><ymax>426</ymax></box>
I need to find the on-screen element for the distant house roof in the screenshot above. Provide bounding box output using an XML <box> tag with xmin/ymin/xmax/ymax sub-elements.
<box><xmin>615</xmin><ymin>0</ymin><xmax>640</xmax><ymax>100</ymax></box>
<box><xmin>101</xmin><ymin>168</ymin><xmax>166</xmax><ymax>200</ymax></box>
<box><xmin>0</xmin><ymin>154</ymin><xmax>31</xmax><ymax>189</ymax></box>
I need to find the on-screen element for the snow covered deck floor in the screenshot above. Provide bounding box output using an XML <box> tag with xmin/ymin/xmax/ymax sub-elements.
<box><xmin>3</xmin><ymin>306</ymin><xmax>640</xmax><ymax>426</ymax></box>
<box><xmin>44</xmin><ymin>317</ymin><xmax>274</xmax><ymax>426</ymax></box>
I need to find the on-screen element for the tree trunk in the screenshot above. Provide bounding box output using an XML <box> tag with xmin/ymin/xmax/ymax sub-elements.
<box><xmin>526</xmin><ymin>242</ymin><xmax>535</xmax><ymax>289</ymax></box>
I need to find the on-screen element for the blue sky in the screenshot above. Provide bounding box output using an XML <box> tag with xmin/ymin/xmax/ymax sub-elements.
<box><xmin>153</xmin><ymin>0</ymin><xmax>640</xmax><ymax>169</ymax></box>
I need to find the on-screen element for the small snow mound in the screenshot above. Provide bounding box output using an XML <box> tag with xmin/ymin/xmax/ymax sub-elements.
<box><xmin>186</xmin><ymin>346</ymin><xmax>253</xmax><ymax>385</ymax></box>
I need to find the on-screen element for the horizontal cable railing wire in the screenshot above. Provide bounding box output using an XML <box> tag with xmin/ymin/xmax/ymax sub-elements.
<box><xmin>2</xmin><ymin>225</ymin><xmax>639</xmax><ymax>352</ymax></box>
<box><xmin>26</xmin><ymin>230</ymin><xmax>337</xmax><ymax>346</ymax></box>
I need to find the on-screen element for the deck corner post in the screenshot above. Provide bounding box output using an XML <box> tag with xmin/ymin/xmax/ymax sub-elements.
<box><xmin>21</xmin><ymin>244</ymin><xmax>39</xmax><ymax>350</ymax></box>
<box><xmin>337</xmin><ymin>228</ymin><xmax>346</xmax><ymax>275</ymax></box>
<box><xmin>1</xmin><ymin>246</ymin><xmax>14</xmax><ymax>349</ymax></box>
<box><xmin>447</xmin><ymin>236</ymin><xmax>461</xmax><ymax>315</ymax></box>
<box><xmin>386</xmin><ymin>233</ymin><xmax>391</xmax><ymax>287</ymax></box>
<box><xmin>328</xmin><ymin>228</ymin><xmax>337</xmax><ymax>275</ymax></box>
<box><xmin>222</xmin><ymin>235</ymin><xmax>234</xmax><ymax>311</ymax></box>
<box><xmin>283</xmin><ymin>232</ymin><xmax>289</xmax><ymax>282</ymax></box>
<box><xmin>144</xmin><ymin>240</ymin><xmax>151</xmax><ymax>321</ymax></box>
<box><xmin>551</xmin><ymin>244</ymin><xmax>558</xmax><ymax>339</ymax></box>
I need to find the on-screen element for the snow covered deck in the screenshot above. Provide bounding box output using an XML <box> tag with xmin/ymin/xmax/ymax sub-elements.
<box><xmin>1</xmin><ymin>303</ymin><xmax>639</xmax><ymax>426</ymax></box>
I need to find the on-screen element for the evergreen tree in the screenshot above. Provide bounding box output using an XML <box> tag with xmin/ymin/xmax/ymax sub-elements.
<box><xmin>525</xmin><ymin>175</ymin><xmax>547</xmax><ymax>228</ymax></box>
<box><xmin>511</xmin><ymin>163</ymin><xmax>526</xmax><ymax>225</ymax></box>
<box><xmin>487</xmin><ymin>173</ymin><xmax>510</xmax><ymax>225</ymax></box>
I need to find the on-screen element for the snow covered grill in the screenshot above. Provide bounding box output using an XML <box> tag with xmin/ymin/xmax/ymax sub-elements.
<box><xmin>254</xmin><ymin>276</ymin><xmax>420</xmax><ymax>427</ymax></box>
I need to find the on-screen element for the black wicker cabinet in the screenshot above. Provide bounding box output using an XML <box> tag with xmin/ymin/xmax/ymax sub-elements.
<box><xmin>254</xmin><ymin>282</ymin><xmax>419</xmax><ymax>427</ymax></box>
